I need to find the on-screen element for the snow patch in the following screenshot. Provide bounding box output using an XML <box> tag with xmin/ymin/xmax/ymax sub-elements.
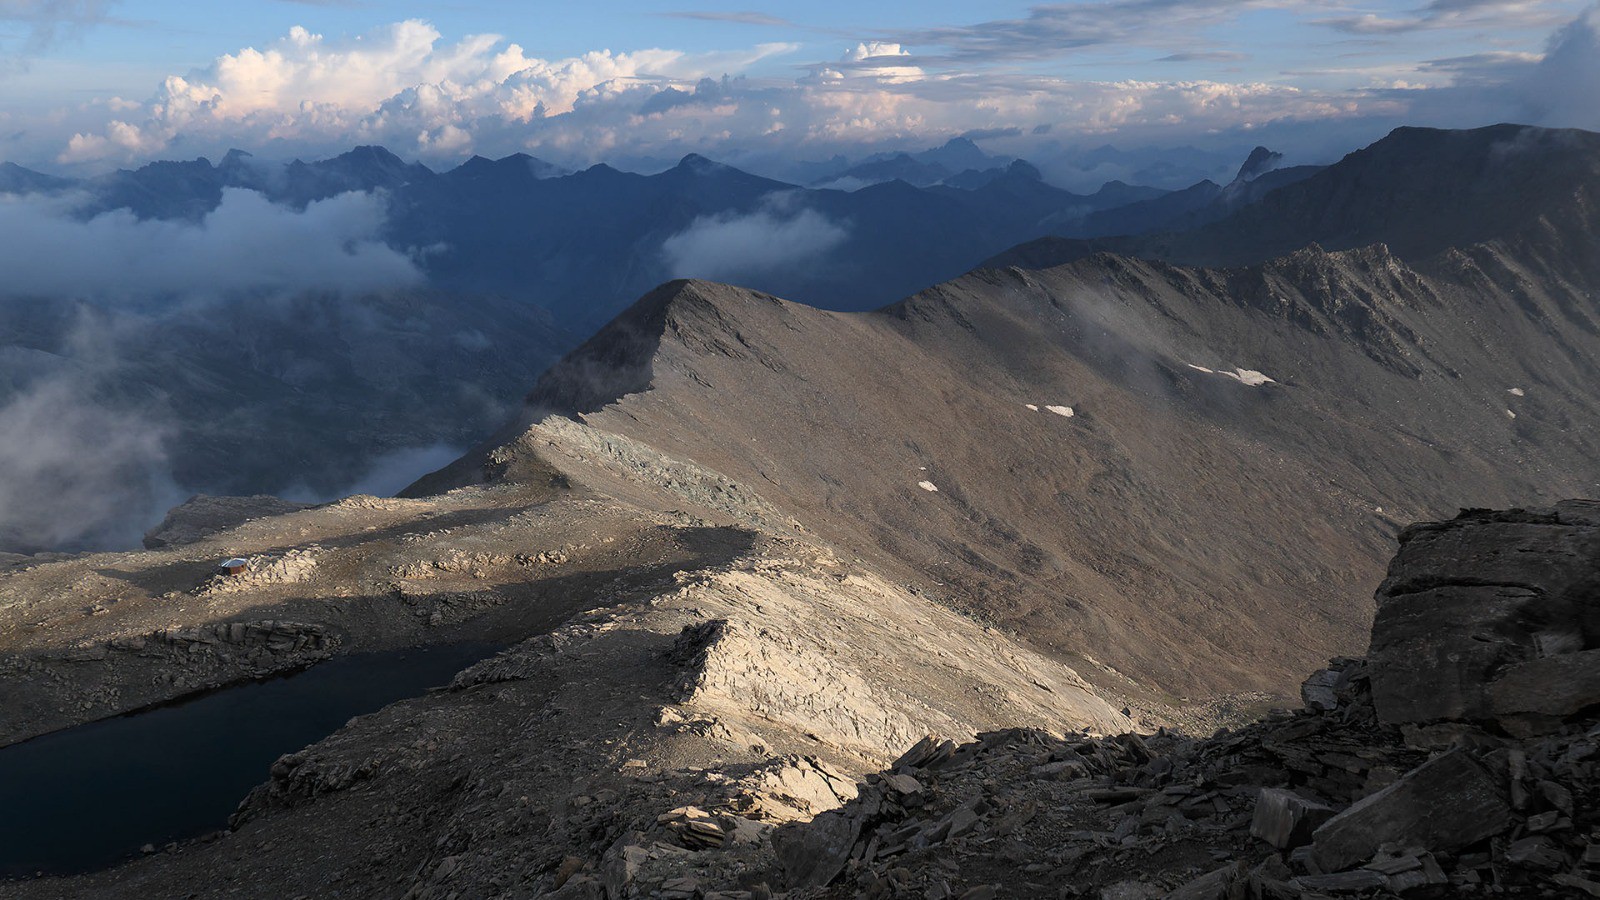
<box><xmin>1024</xmin><ymin>404</ymin><xmax>1039</xmax><ymax>411</ymax></box>
<box><xmin>1506</xmin><ymin>409</ymin><xmax>1517</xmax><ymax>419</ymax></box>
<box><xmin>1045</xmin><ymin>405</ymin><xmax>1074</xmax><ymax>418</ymax></box>
<box><xmin>917</xmin><ymin>481</ymin><xmax>939</xmax><ymax>493</ymax></box>
<box><xmin>1509</xmin><ymin>388</ymin><xmax>1526</xmax><ymax>397</ymax></box>
<box><xmin>1227</xmin><ymin>368</ymin><xmax>1275</xmax><ymax>387</ymax></box>
<box><xmin>1187</xmin><ymin>363</ymin><xmax>1275</xmax><ymax>386</ymax></box>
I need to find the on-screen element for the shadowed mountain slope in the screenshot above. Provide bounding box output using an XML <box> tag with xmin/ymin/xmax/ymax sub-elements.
<box><xmin>427</xmin><ymin>225</ymin><xmax>1600</xmax><ymax>700</ymax></box>
<box><xmin>991</xmin><ymin>123</ymin><xmax>1600</xmax><ymax>272</ymax></box>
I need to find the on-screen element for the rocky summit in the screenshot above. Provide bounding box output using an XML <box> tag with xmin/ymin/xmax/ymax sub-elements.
<box><xmin>753</xmin><ymin>502</ymin><xmax>1600</xmax><ymax>899</ymax></box>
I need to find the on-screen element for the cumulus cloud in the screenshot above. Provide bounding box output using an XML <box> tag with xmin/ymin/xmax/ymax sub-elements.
<box><xmin>0</xmin><ymin>188</ymin><xmax>421</xmax><ymax>299</ymax></box>
<box><xmin>662</xmin><ymin>194</ymin><xmax>849</xmax><ymax>282</ymax></box>
<box><xmin>1392</xmin><ymin>4</ymin><xmax>1600</xmax><ymax>131</ymax></box>
<box><xmin>16</xmin><ymin>3</ymin><xmax>1600</xmax><ymax>178</ymax></box>
<box><xmin>28</xmin><ymin>15</ymin><xmax>1378</xmax><ymax>173</ymax></box>
<box><xmin>1513</xmin><ymin>4</ymin><xmax>1600</xmax><ymax>129</ymax></box>
<box><xmin>53</xmin><ymin>19</ymin><xmax>798</xmax><ymax>166</ymax></box>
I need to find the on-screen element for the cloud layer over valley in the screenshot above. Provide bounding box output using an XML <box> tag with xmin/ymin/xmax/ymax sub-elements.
<box><xmin>0</xmin><ymin>185</ymin><xmax>556</xmax><ymax>553</ymax></box>
<box><xmin>0</xmin><ymin>188</ymin><xmax>421</xmax><ymax>300</ymax></box>
<box><xmin>663</xmin><ymin>197</ymin><xmax>850</xmax><ymax>283</ymax></box>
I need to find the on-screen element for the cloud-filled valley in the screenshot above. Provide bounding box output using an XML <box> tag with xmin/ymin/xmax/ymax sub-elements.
<box><xmin>662</xmin><ymin>197</ymin><xmax>850</xmax><ymax>283</ymax></box>
<box><xmin>0</xmin><ymin>188</ymin><xmax>421</xmax><ymax>300</ymax></box>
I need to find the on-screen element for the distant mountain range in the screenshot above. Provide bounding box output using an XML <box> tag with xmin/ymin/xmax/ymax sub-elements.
<box><xmin>993</xmin><ymin>123</ymin><xmax>1600</xmax><ymax>272</ymax></box>
<box><xmin>2</xmin><ymin>139</ymin><xmax>1316</xmax><ymax>329</ymax></box>
<box><xmin>3</xmin><ymin>123</ymin><xmax>1593</xmax><ymax>553</ymax></box>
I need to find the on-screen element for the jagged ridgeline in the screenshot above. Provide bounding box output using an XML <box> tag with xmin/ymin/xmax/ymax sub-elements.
<box><xmin>431</xmin><ymin>126</ymin><xmax>1600</xmax><ymax>698</ymax></box>
<box><xmin>0</xmin><ymin>135</ymin><xmax>1287</xmax><ymax>555</ymax></box>
<box><xmin>0</xmin><ymin>123</ymin><xmax>1597</xmax><ymax>898</ymax></box>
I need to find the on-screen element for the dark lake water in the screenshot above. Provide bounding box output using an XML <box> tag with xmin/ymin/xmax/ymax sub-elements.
<box><xmin>0</xmin><ymin>642</ymin><xmax>498</xmax><ymax>878</ymax></box>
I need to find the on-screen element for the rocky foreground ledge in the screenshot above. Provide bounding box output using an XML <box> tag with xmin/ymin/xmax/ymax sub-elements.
<box><xmin>697</xmin><ymin>501</ymin><xmax>1599</xmax><ymax>899</ymax></box>
<box><xmin>517</xmin><ymin>501</ymin><xmax>1599</xmax><ymax>900</ymax></box>
<box><xmin>5</xmin><ymin>502</ymin><xmax>1594</xmax><ymax>899</ymax></box>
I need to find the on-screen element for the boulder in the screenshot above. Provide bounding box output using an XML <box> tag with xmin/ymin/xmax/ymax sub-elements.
<box><xmin>1367</xmin><ymin>503</ymin><xmax>1600</xmax><ymax>726</ymax></box>
<box><xmin>771</xmin><ymin>799</ymin><xmax>873</xmax><ymax>889</ymax></box>
<box><xmin>1487</xmin><ymin>648</ymin><xmax>1600</xmax><ymax>735</ymax></box>
<box><xmin>1311</xmin><ymin>749</ymin><xmax>1512</xmax><ymax>872</ymax></box>
<box><xmin>1250</xmin><ymin>788</ymin><xmax>1334</xmax><ymax>850</ymax></box>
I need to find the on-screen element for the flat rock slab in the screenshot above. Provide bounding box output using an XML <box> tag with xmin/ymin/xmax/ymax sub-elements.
<box><xmin>1368</xmin><ymin>505</ymin><xmax>1600</xmax><ymax>726</ymax></box>
<box><xmin>772</xmin><ymin>796</ymin><xmax>875</xmax><ymax>889</ymax></box>
<box><xmin>1489</xmin><ymin>648</ymin><xmax>1600</xmax><ymax>735</ymax></box>
<box><xmin>1312</xmin><ymin>749</ymin><xmax>1511</xmax><ymax>872</ymax></box>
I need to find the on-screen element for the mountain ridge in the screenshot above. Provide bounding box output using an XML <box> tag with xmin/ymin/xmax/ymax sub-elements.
<box><xmin>413</xmin><ymin>225</ymin><xmax>1600</xmax><ymax>698</ymax></box>
<box><xmin>989</xmin><ymin>123</ymin><xmax>1600</xmax><ymax>271</ymax></box>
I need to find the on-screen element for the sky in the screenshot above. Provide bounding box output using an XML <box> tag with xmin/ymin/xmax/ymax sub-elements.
<box><xmin>1</xmin><ymin>0</ymin><xmax>1598</xmax><ymax>175</ymax></box>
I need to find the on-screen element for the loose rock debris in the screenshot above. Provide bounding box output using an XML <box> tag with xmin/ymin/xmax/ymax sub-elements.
<box><xmin>753</xmin><ymin>503</ymin><xmax>1600</xmax><ymax>899</ymax></box>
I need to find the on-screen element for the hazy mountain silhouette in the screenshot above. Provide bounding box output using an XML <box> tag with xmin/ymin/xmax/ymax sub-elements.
<box><xmin>993</xmin><ymin>123</ymin><xmax>1600</xmax><ymax>270</ymax></box>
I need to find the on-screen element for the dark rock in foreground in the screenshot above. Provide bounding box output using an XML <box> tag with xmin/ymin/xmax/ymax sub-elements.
<box><xmin>761</xmin><ymin>502</ymin><xmax>1600</xmax><ymax>898</ymax></box>
<box><xmin>1368</xmin><ymin>500</ymin><xmax>1600</xmax><ymax>732</ymax></box>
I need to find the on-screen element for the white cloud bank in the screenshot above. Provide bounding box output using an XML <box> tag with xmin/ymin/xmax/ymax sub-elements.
<box><xmin>663</xmin><ymin>197</ymin><xmax>849</xmax><ymax>282</ymax></box>
<box><xmin>1515</xmin><ymin>5</ymin><xmax>1600</xmax><ymax>129</ymax></box>
<box><xmin>0</xmin><ymin>14</ymin><xmax>1410</xmax><ymax>172</ymax></box>
<box><xmin>0</xmin><ymin>188</ymin><xmax>421</xmax><ymax>299</ymax></box>
<box><xmin>2</xmin><ymin>4</ymin><xmax>1597</xmax><ymax>180</ymax></box>
<box><xmin>0</xmin><ymin>348</ymin><xmax>182</xmax><ymax>553</ymax></box>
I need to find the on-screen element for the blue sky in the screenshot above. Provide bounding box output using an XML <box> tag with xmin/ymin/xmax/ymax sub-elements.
<box><xmin>1</xmin><ymin>1</ymin><xmax>1597</xmax><ymax>176</ymax></box>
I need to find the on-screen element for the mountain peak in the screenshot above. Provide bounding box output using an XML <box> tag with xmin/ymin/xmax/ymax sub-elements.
<box><xmin>526</xmin><ymin>279</ymin><xmax>785</xmax><ymax>415</ymax></box>
<box><xmin>1006</xmin><ymin>159</ymin><xmax>1043</xmax><ymax>181</ymax></box>
<box><xmin>675</xmin><ymin>153</ymin><xmax>730</xmax><ymax>175</ymax></box>
<box><xmin>342</xmin><ymin>145</ymin><xmax>405</xmax><ymax>164</ymax></box>
<box><xmin>1234</xmin><ymin>146</ymin><xmax>1283</xmax><ymax>183</ymax></box>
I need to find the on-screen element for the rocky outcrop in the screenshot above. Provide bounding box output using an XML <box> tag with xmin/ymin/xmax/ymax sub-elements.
<box><xmin>753</xmin><ymin>502</ymin><xmax>1600</xmax><ymax>898</ymax></box>
<box><xmin>1368</xmin><ymin>500</ymin><xmax>1600</xmax><ymax>734</ymax></box>
<box><xmin>758</xmin><ymin>653</ymin><xmax>1598</xmax><ymax>898</ymax></box>
<box><xmin>197</xmin><ymin>548</ymin><xmax>321</xmax><ymax>595</ymax></box>
<box><xmin>118</xmin><ymin>619</ymin><xmax>337</xmax><ymax>666</ymax></box>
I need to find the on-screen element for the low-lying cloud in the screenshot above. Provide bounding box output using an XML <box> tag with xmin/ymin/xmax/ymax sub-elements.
<box><xmin>325</xmin><ymin>443</ymin><xmax>463</xmax><ymax>500</ymax></box>
<box><xmin>661</xmin><ymin>196</ymin><xmax>849</xmax><ymax>283</ymax></box>
<box><xmin>0</xmin><ymin>188</ymin><xmax>422</xmax><ymax>300</ymax></box>
<box><xmin>0</xmin><ymin>353</ymin><xmax>182</xmax><ymax>554</ymax></box>
<box><xmin>0</xmin><ymin>185</ymin><xmax>441</xmax><ymax>553</ymax></box>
